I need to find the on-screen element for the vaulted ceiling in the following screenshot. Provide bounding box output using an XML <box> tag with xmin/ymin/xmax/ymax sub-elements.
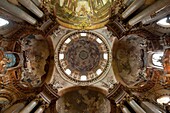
<box><xmin>0</xmin><ymin>0</ymin><xmax>170</xmax><ymax>113</ymax></box>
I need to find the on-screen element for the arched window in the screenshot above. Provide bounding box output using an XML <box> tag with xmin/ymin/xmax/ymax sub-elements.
<box><xmin>152</xmin><ymin>52</ymin><xmax>164</xmax><ymax>67</ymax></box>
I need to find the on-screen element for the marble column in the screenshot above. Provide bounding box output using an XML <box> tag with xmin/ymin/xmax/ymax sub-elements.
<box><xmin>128</xmin><ymin>0</ymin><xmax>170</xmax><ymax>26</ymax></box>
<box><xmin>141</xmin><ymin>101</ymin><xmax>166</xmax><ymax>113</ymax></box>
<box><xmin>19</xmin><ymin>99</ymin><xmax>39</xmax><ymax>113</ymax></box>
<box><xmin>0</xmin><ymin>0</ymin><xmax>37</xmax><ymax>24</ymax></box>
<box><xmin>18</xmin><ymin>0</ymin><xmax>44</xmax><ymax>18</ymax></box>
<box><xmin>121</xmin><ymin>105</ymin><xmax>131</xmax><ymax>113</ymax></box>
<box><xmin>32</xmin><ymin>0</ymin><xmax>41</xmax><ymax>7</ymax></box>
<box><xmin>34</xmin><ymin>105</ymin><xmax>46</xmax><ymax>113</ymax></box>
<box><xmin>122</xmin><ymin>0</ymin><xmax>145</xmax><ymax>19</ymax></box>
<box><xmin>128</xmin><ymin>99</ymin><xmax>146</xmax><ymax>113</ymax></box>
<box><xmin>3</xmin><ymin>102</ymin><xmax>26</xmax><ymax>113</ymax></box>
<box><xmin>142</xmin><ymin>6</ymin><xmax>170</xmax><ymax>24</ymax></box>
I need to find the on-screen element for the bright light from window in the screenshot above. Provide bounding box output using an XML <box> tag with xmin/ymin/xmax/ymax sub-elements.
<box><xmin>59</xmin><ymin>53</ymin><xmax>64</xmax><ymax>60</ymax></box>
<box><xmin>157</xmin><ymin>17</ymin><xmax>170</xmax><ymax>28</ymax></box>
<box><xmin>65</xmin><ymin>69</ymin><xmax>71</xmax><ymax>75</ymax></box>
<box><xmin>157</xmin><ymin>96</ymin><xmax>170</xmax><ymax>105</ymax></box>
<box><xmin>103</xmin><ymin>53</ymin><xmax>108</xmax><ymax>60</ymax></box>
<box><xmin>80</xmin><ymin>75</ymin><xmax>87</xmax><ymax>81</ymax></box>
<box><xmin>0</xmin><ymin>18</ymin><xmax>9</xmax><ymax>27</ymax></box>
<box><xmin>96</xmin><ymin>38</ymin><xmax>102</xmax><ymax>43</ymax></box>
<box><xmin>152</xmin><ymin>52</ymin><xmax>163</xmax><ymax>67</ymax></box>
<box><xmin>80</xmin><ymin>33</ymin><xmax>87</xmax><ymax>36</ymax></box>
<box><xmin>96</xmin><ymin>69</ymin><xmax>102</xmax><ymax>75</ymax></box>
<box><xmin>65</xmin><ymin>38</ymin><xmax>71</xmax><ymax>44</ymax></box>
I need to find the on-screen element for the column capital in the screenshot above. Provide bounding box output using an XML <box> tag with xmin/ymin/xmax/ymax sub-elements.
<box><xmin>126</xmin><ymin>96</ymin><xmax>134</xmax><ymax>102</ymax></box>
<box><xmin>38</xmin><ymin>84</ymin><xmax>60</xmax><ymax>104</ymax></box>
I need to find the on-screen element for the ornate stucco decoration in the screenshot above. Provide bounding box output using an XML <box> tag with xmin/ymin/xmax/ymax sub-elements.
<box><xmin>42</xmin><ymin>0</ymin><xmax>118</xmax><ymax>29</ymax></box>
<box><xmin>55</xmin><ymin>31</ymin><xmax>112</xmax><ymax>85</ymax></box>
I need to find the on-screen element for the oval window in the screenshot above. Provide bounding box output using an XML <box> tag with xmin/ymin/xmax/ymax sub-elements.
<box><xmin>0</xmin><ymin>17</ymin><xmax>9</xmax><ymax>27</ymax></box>
<box><xmin>157</xmin><ymin>17</ymin><xmax>170</xmax><ymax>28</ymax></box>
<box><xmin>157</xmin><ymin>96</ymin><xmax>170</xmax><ymax>105</ymax></box>
<box><xmin>152</xmin><ymin>52</ymin><xmax>163</xmax><ymax>67</ymax></box>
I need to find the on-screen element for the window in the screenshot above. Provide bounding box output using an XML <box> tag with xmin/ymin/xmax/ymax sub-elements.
<box><xmin>157</xmin><ymin>16</ymin><xmax>170</xmax><ymax>28</ymax></box>
<box><xmin>157</xmin><ymin>96</ymin><xmax>170</xmax><ymax>105</ymax></box>
<box><xmin>0</xmin><ymin>17</ymin><xmax>9</xmax><ymax>27</ymax></box>
<box><xmin>152</xmin><ymin>52</ymin><xmax>164</xmax><ymax>67</ymax></box>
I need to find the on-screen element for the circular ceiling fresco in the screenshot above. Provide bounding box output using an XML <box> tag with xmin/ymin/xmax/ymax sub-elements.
<box><xmin>55</xmin><ymin>31</ymin><xmax>112</xmax><ymax>85</ymax></box>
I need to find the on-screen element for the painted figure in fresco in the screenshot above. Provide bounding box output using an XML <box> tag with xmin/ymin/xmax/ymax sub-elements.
<box><xmin>20</xmin><ymin>34</ymin><xmax>49</xmax><ymax>87</ymax></box>
<box><xmin>0</xmin><ymin>48</ymin><xmax>17</xmax><ymax>76</ymax></box>
<box><xmin>116</xmin><ymin>35</ymin><xmax>147</xmax><ymax>86</ymax></box>
<box><xmin>0</xmin><ymin>54</ymin><xmax>8</xmax><ymax>75</ymax></box>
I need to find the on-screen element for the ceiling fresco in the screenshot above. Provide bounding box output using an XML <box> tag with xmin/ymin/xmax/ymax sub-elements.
<box><xmin>114</xmin><ymin>34</ymin><xmax>147</xmax><ymax>87</ymax></box>
<box><xmin>20</xmin><ymin>34</ymin><xmax>50</xmax><ymax>87</ymax></box>
<box><xmin>0</xmin><ymin>0</ymin><xmax>170</xmax><ymax>113</ymax></box>
<box><xmin>42</xmin><ymin>0</ymin><xmax>115</xmax><ymax>29</ymax></box>
<box><xmin>55</xmin><ymin>31</ymin><xmax>112</xmax><ymax>85</ymax></box>
<box><xmin>56</xmin><ymin>89</ymin><xmax>111</xmax><ymax>113</ymax></box>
